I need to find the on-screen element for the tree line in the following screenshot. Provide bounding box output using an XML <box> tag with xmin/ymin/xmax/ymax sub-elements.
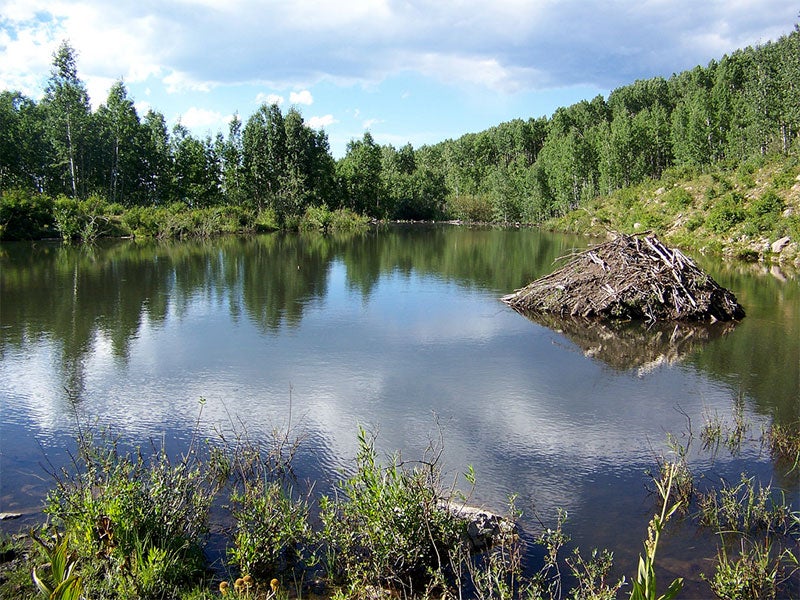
<box><xmin>1</xmin><ymin>25</ymin><xmax>798</xmax><ymax>231</ymax></box>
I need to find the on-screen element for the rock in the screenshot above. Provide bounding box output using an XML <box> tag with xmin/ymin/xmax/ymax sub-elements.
<box><xmin>0</xmin><ymin>513</ymin><xmax>22</xmax><ymax>520</ymax></box>
<box><xmin>770</xmin><ymin>265</ymin><xmax>787</xmax><ymax>282</ymax></box>
<box><xmin>443</xmin><ymin>502</ymin><xmax>516</xmax><ymax>551</ymax></box>
<box><xmin>772</xmin><ymin>236</ymin><xmax>791</xmax><ymax>254</ymax></box>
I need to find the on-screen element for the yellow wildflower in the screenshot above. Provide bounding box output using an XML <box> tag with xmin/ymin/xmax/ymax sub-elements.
<box><xmin>219</xmin><ymin>581</ymin><xmax>230</xmax><ymax>596</ymax></box>
<box><xmin>270</xmin><ymin>578</ymin><xmax>280</xmax><ymax>592</ymax></box>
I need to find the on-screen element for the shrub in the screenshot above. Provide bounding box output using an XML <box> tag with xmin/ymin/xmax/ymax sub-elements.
<box><xmin>445</xmin><ymin>193</ymin><xmax>494</xmax><ymax>222</ymax></box>
<box><xmin>299</xmin><ymin>205</ymin><xmax>333</xmax><ymax>232</ymax></box>
<box><xmin>255</xmin><ymin>208</ymin><xmax>279</xmax><ymax>232</ymax></box>
<box><xmin>228</xmin><ymin>480</ymin><xmax>313</xmax><ymax>579</ymax></box>
<box><xmin>686</xmin><ymin>213</ymin><xmax>705</xmax><ymax>232</ymax></box>
<box><xmin>745</xmin><ymin>189</ymin><xmax>786</xmax><ymax>235</ymax></box>
<box><xmin>328</xmin><ymin>207</ymin><xmax>369</xmax><ymax>232</ymax></box>
<box><xmin>52</xmin><ymin>194</ymin><xmax>118</xmax><ymax>242</ymax></box>
<box><xmin>121</xmin><ymin>205</ymin><xmax>166</xmax><ymax>238</ymax></box>
<box><xmin>664</xmin><ymin>188</ymin><xmax>694</xmax><ymax>211</ymax></box>
<box><xmin>0</xmin><ymin>188</ymin><xmax>54</xmax><ymax>240</ymax></box>
<box><xmin>319</xmin><ymin>428</ymin><xmax>465</xmax><ymax>594</ymax></box>
<box><xmin>44</xmin><ymin>428</ymin><xmax>217</xmax><ymax>599</ymax></box>
<box><xmin>707</xmin><ymin>192</ymin><xmax>746</xmax><ymax>233</ymax></box>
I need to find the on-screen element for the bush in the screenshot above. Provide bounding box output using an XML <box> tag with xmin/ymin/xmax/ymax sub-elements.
<box><xmin>0</xmin><ymin>188</ymin><xmax>54</xmax><ymax>240</ymax></box>
<box><xmin>255</xmin><ymin>208</ymin><xmax>279</xmax><ymax>232</ymax></box>
<box><xmin>228</xmin><ymin>480</ymin><xmax>313</xmax><ymax>579</ymax></box>
<box><xmin>319</xmin><ymin>428</ymin><xmax>464</xmax><ymax>594</ymax></box>
<box><xmin>328</xmin><ymin>207</ymin><xmax>369</xmax><ymax>232</ymax></box>
<box><xmin>664</xmin><ymin>188</ymin><xmax>694</xmax><ymax>211</ymax></box>
<box><xmin>445</xmin><ymin>193</ymin><xmax>494</xmax><ymax>222</ymax></box>
<box><xmin>53</xmin><ymin>194</ymin><xmax>118</xmax><ymax>242</ymax></box>
<box><xmin>686</xmin><ymin>213</ymin><xmax>705</xmax><ymax>232</ymax></box>
<box><xmin>707</xmin><ymin>192</ymin><xmax>746</xmax><ymax>233</ymax></box>
<box><xmin>44</xmin><ymin>428</ymin><xmax>217</xmax><ymax>599</ymax></box>
<box><xmin>121</xmin><ymin>205</ymin><xmax>166</xmax><ymax>238</ymax></box>
<box><xmin>299</xmin><ymin>205</ymin><xmax>333</xmax><ymax>231</ymax></box>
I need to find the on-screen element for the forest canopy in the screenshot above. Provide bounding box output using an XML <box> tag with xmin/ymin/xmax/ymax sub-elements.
<box><xmin>1</xmin><ymin>24</ymin><xmax>799</xmax><ymax>232</ymax></box>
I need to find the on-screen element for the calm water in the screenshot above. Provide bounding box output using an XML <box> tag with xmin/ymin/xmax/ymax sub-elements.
<box><xmin>1</xmin><ymin>225</ymin><xmax>798</xmax><ymax>593</ymax></box>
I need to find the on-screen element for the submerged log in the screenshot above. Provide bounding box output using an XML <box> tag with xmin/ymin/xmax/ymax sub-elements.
<box><xmin>502</xmin><ymin>233</ymin><xmax>745</xmax><ymax>323</ymax></box>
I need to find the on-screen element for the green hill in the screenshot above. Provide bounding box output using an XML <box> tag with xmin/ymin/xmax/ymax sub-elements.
<box><xmin>548</xmin><ymin>155</ymin><xmax>800</xmax><ymax>268</ymax></box>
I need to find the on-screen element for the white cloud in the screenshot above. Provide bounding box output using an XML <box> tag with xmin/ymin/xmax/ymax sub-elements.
<box><xmin>0</xmin><ymin>0</ymin><xmax>795</xmax><ymax>135</ymax></box>
<box><xmin>180</xmin><ymin>106</ymin><xmax>229</xmax><ymax>129</ymax></box>
<box><xmin>289</xmin><ymin>89</ymin><xmax>313</xmax><ymax>105</ymax></box>
<box><xmin>163</xmin><ymin>70</ymin><xmax>215</xmax><ymax>94</ymax></box>
<box><xmin>362</xmin><ymin>118</ymin><xmax>382</xmax><ymax>130</ymax></box>
<box><xmin>255</xmin><ymin>93</ymin><xmax>284</xmax><ymax>106</ymax></box>
<box><xmin>134</xmin><ymin>100</ymin><xmax>152</xmax><ymax>116</ymax></box>
<box><xmin>307</xmin><ymin>114</ymin><xmax>337</xmax><ymax>129</ymax></box>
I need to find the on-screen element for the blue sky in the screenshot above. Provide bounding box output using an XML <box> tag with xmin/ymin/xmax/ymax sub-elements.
<box><xmin>0</xmin><ymin>1</ymin><xmax>796</xmax><ymax>157</ymax></box>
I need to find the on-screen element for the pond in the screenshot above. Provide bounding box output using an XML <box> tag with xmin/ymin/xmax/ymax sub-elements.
<box><xmin>1</xmin><ymin>225</ymin><xmax>798</xmax><ymax>594</ymax></box>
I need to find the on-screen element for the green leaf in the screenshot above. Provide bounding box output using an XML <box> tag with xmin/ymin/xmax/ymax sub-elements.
<box><xmin>657</xmin><ymin>577</ymin><xmax>684</xmax><ymax>600</ymax></box>
<box><xmin>32</xmin><ymin>565</ymin><xmax>54</xmax><ymax>597</ymax></box>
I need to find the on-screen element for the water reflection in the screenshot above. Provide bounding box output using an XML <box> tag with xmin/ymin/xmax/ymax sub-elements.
<box><xmin>1</xmin><ymin>226</ymin><xmax>798</xmax><ymax>593</ymax></box>
<box><xmin>513</xmin><ymin>311</ymin><xmax>739</xmax><ymax>374</ymax></box>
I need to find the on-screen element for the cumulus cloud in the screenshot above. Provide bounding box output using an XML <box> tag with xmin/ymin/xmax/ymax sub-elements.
<box><xmin>0</xmin><ymin>0</ymin><xmax>795</xmax><ymax>99</ymax></box>
<box><xmin>307</xmin><ymin>114</ymin><xmax>337</xmax><ymax>129</ymax></box>
<box><xmin>180</xmin><ymin>106</ymin><xmax>230</xmax><ymax>129</ymax></box>
<box><xmin>163</xmin><ymin>70</ymin><xmax>216</xmax><ymax>94</ymax></box>
<box><xmin>289</xmin><ymin>89</ymin><xmax>313</xmax><ymax>105</ymax></box>
<box><xmin>255</xmin><ymin>92</ymin><xmax>284</xmax><ymax>106</ymax></box>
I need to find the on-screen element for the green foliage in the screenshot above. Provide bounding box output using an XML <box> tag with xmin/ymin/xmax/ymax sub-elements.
<box><xmin>0</xmin><ymin>188</ymin><xmax>54</xmax><ymax>240</ymax></box>
<box><xmin>30</xmin><ymin>532</ymin><xmax>83</xmax><ymax>600</ymax></box>
<box><xmin>445</xmin><ymin>193</ymin><xmax>494</xmax><ymax>222</ymax></box>
<box><xmin>2</xmin><ymin>405</ymin><xmax>797</xmax><ymax>599</ymax></box>
<box><xmin>44</xmin><ymin>427</ymin><xmax>216</xmax><ymax>598</ymax></box>
<box><xmin>52</xmin><ymin>194</ymin><xmax>121</xmax><ymax>241</ymax></box>
<box><xmin>663</xmin><ymin>187</ymin><xmax>694</xmax><ymax>211</ymax></box>
<box><xmin>745</xmin><ymin>189</ymin><xmax>785</xmax><ymax>234</ymax></box>
<box><xmin>697</xmin><ymin>474</ymin><xmax>794</xmax><ymax>535</ymax></box>
<box><xmin>766</xmin><ymin>421</ymin><xmax>800</xmax><ymax>470</ymax></box>
<box><xmin>254</xmin><ymin>208</ymin><xmax>279</xmax><ymax>232</ymax></box>
<box><xmin>4</xmin><ymin>28</ymin><xmax>800</xmax><ymax>241</ymax></box>
<box><xmin>704</xmin><ymin>539</ymin><xmax>783</xmax><ymax>600</ymax></box>
<box><xmin>706</xmin><ymin>192</ymin><xmax>746</xmax><ymax>233</ymax></box>
<box><xmin>327</xmin><ymin>207</ymin><xmax>369</xmax><ymax>232</ymax></box>
<box><xmin>319</xmin><ymin>427</ymin><xmax>464</xmax><ymax>593</ymax></box>
<box><xmin>228</xmin><ymin>481</ymin><xmax>313</xmax><ymax>579</ymax></box>
<box><xmin>685</xmin><ymin>213</ymin><xmax>705</xmax><ymax>232</ymax></box>
<box><xmin>565</xmin><ymin>547</ymin><xmax>624</xmax><ymax>600</ymax></box>
<box><xmin>771</xmin><ymin>159</ymin><xmax>799</xmax><ymax>189</ymax></box>
<box><xmin>298</xmin><ymin>205</ymin><xmax>368</xmax><ymax>233</ymax></box>
<box><xmin>630</xmin><ymin>462</ymin><xmax>684</xmax><ymax>600</ymax></box>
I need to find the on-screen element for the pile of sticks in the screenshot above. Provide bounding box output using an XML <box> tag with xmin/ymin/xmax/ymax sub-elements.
<box><xmin>502</xmin><ymin>233</ymin><xmax>745</xmax><ymax>322</ymax></box>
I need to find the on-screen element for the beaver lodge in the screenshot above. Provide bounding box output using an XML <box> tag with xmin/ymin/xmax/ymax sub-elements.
<box><xmin>502</xmin><ymin>233</ymin><xmax>745</xmax><ymax>323</ymax></box>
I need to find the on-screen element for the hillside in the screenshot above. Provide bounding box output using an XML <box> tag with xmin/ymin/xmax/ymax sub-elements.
<box><xmin>546</xmin><ymin>154</ymin><xmax>800</xmax><ymax>270</ymax></box>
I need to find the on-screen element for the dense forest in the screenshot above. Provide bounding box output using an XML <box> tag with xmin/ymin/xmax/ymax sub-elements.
<box><xmin>1</xmin><ymin>24</ymin><xmax>798</xmax><ymax>239</ymax></box>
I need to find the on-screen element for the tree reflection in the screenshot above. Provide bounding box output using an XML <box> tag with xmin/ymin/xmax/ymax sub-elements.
<box><xmin>1</xmin><ymin>227</ymin><xmax>797</xmax><ymax>424</ymax></box>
